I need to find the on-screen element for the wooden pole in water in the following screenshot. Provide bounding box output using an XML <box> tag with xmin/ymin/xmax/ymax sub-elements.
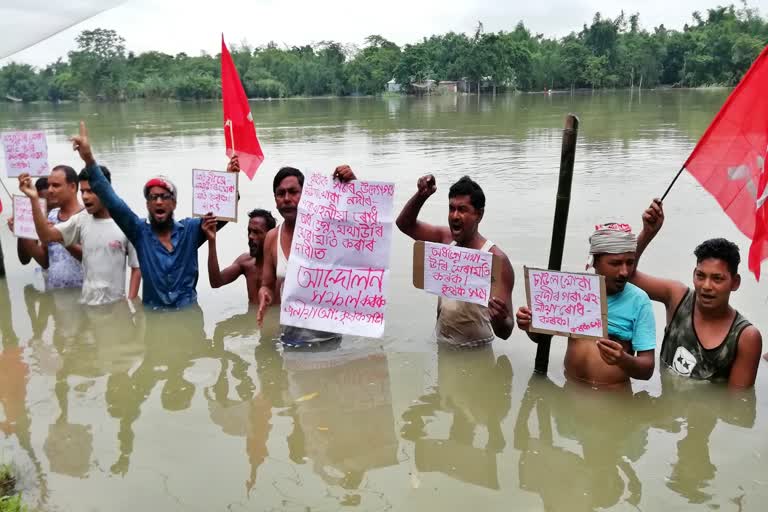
<box><xmin>534</xmin><ymin>114</ymin><xmax>579</xmax><ymax>374</ymax></box>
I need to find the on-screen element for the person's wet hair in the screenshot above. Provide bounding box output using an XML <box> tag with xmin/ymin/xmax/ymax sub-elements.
<box><xmin>52</xmin><ymin>164</ymin><xmax>79</xmax><ymax>190</ymax></box>
<box><xmin>78</xmin><ymin>165</ymin><xmax>112</xmax><ymax>184</ymax></box>
<box><xmin>694</xmin><ymin>238</ymin><xmax>741</xmax><ymax>276</ymax></box>
<box><xmin>273</xmin><ymin>167</ymin><xmax>304</xmax><ymax>193</ymax></box>
<box><xmin>448</xmin><ymin>175</ymin><xmax>485</xmax><ymax>211</ymax></box>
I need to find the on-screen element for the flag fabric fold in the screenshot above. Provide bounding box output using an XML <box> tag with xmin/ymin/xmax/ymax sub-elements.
<box><xmin>221</xmin><ymin>35</ymin><xmax>264</xmax><ymax>180</ymax></box>
<box><xmin>683</xmin><ymin>44</ymin><xmax>768</xmax><ymax>280</ymax></box>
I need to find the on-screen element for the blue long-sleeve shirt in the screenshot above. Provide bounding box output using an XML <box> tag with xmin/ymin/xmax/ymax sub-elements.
<box><xmin>87</xmin><ymin>163</ymin><xmax>205</xmax><ymax>309</ymax></box>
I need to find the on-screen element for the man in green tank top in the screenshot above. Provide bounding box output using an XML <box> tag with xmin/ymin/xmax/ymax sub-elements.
<box><xmin>631</xmin><ymin>199</ymin><xmax>763</xmax><ymax>388</ymax></box>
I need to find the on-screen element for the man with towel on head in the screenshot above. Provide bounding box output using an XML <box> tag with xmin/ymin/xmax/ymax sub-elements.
<box><xmin>516</xmin><ymin>223</ymin><xmax>657</xmax><ymax>388</ymax></box>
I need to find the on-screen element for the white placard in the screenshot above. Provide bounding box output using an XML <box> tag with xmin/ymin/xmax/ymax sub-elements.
<box><xmin>280</xmin><ymin>173</ymin><xmax>395</xmax><ymax>337</ymax></box>
<box><xmin>192</xmin><ymin>168</ymin><xmax>238</xmax><ymax>221</ymax></box>
<box><xmin>2</xmin><ymin>131</ymin><xmax>48</xmax><ymax>177</ymax></box>
<box><xmin>524</xmin><ymin>267</ymin><xmax>608</xmax><ymax>339</ymax></box>
<box><xmin>13</xmin><ymin>195</ymin><xmax>47</xmax><ymax>240</ymax></box>
<box><xmin>422</xmin><ymin>242</ymin><xmax>493</xmax><ymax>306</ymax></box>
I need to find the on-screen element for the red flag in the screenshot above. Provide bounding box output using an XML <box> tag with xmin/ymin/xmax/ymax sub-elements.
<box><xmin>684</xmin><ymin>45</ymin><xmax>768</xmax><ymax>280</ymax></box>
<box><xmin>221</xmin><ymin>35</ymin><xmax>264</xmax><ymax>180</ymax></box>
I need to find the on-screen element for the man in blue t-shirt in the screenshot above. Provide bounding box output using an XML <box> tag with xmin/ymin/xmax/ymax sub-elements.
<box><xmin>516</xmin><ymin>223</ymin><xmax>657</xmax><ymax>387</ymax></box>
<box><xmin>70</xmin><ymin>121</ymin><xmax>235</xmax><ymax>309</ymax></box>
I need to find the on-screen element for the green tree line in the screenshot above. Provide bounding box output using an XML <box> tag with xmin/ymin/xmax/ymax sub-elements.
<box><xmin>1</xmin><ymin>3</ymin><xmax>767</xmax><ymax>102</ymax></box>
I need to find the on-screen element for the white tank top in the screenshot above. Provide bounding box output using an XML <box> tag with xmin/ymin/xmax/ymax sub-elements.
<box><xmin>276</xmin><ymin>223</ymin><xmax>289</xmax><ymax>280</ymax></box>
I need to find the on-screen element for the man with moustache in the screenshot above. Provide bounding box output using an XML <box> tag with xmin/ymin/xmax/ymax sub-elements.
<box><xmin>396</xmin><ymin>174</ymin><xmax>515</xmax><ymax>347</ymax></box>
<box><xmin>18</xmin><ymin>166</ymin><xmax>141</xmax><ymax>305</ymax></box>
<box><xmin>203</xmin><ymin>207</ymin><xmax>276</xmax><ymax>304</ymax></box>
<box><xmin>10</xmin><ymin>165</ymin><xmax>84</xmax><ymax>290</ymax></box>
<box><xmin>70</xmin><ymin>122</ymin><xmax>234</xmax><ymax>309</ymax></box>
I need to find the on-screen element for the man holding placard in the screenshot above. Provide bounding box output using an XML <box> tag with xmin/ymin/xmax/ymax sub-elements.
<box><xmin>631</xmin><ymin>200</ymin><xmax>762</xmax><ymax>388</ymax></box>
<box><xmin>70</xmin><ymin>122</ymin><xmax>236</xmax><ymax>309</ymax></box>
<box><xmin>18</xmin><ymin>166</ymin><xmax>141</xmax><ymax>306</ymax></box>
<box><xmin>256</xmin><ymin>165</ymin><xmax>357</xmax><ymax>346</ymax></box>
<box><xmin>516</xmin><ymin>224</ymin><xmax>656</xmax><ymax>387</ymax></box>
<box><xmin>10</xmin><ymin>165</ymin><xmax>84</xmax><ymax>290</ymax></box>
<box><xmin>397</xmin><ymin>174</ymin><xmax>515</xmax><ymax>347</ymax></box>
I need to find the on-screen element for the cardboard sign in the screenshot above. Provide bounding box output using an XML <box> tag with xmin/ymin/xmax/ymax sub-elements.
<box><xmin>413</xmin><ymin>241</ymin><xmax>502</xmax><ymax>306</ymax></box>
<box><xmin>192</xmin><ymin>168</ymin><xmax>238</xmax><ymax>222</ymax></box>
<box><xmin>12</xmin><ymin>195</ymin><xmax>47</xmax><ymax>240</ymax></box>
<box><xmin>2</xmin><ymin>131</ymin><xmax>48</xmax><ymax>177</ymax></box>
<box><xmin>524</xmin><ymin>266</ymin><xmax>608</xmax><ymax>339</ymax></box>
<box><xmin>280</xmin><ymin>173</ymin><xmax>395</xmax><ymax>337</ymax></box>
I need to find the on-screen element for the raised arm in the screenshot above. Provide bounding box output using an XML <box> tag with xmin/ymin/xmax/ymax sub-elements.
<box><xmin>396</xmin><ymin>174</ymin><xmax>452</xmax><ymax>243</ymax></box>
<box><xmin>631</xmin><ymin>198</ymin><xmax>687</xmax><ymax>314</ymax></box>
<box><xmin>18</xmin><ymin>174</ymin><xmax>64</xmax><ymax>244</ymax></box>
<box><xmin>728</xmin><ymin>326</ymin><xmax>762</xmax><ymax>389</ymax></box>
<box><xmin>71</xmin><ymin>121</ymin><xmax>142</xmax><ymax>244</ymax></box>
<box><xmin>202</xmin><ymin>214</ymin><xmax>243</xmax><ymax>288</ymax></box>
<box><xmin>488</xmin><ymin>249</ymin><xmax>515</xmax><ymax>339</ymax></box>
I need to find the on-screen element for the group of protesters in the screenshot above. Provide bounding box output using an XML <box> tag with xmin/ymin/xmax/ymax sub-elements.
<box><xmin>2</xmin><ymin>121</ymin><xmax>764</xmax><ymax>390</ymax></box>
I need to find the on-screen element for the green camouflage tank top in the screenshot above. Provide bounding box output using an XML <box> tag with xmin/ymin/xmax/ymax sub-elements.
<box><xmin>660</xmin><ymin>289</ymin><xmax>751</xmax><ymax>381</ymax></box>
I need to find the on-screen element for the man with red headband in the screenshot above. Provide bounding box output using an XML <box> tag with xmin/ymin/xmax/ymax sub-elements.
<box><xmin>70</xmin><ymin>122</ymin><xmax>235</xmax><ymax>309</ymax></box>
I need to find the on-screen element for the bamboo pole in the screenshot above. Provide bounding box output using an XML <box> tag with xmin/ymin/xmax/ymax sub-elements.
<box><xmin>534</xmin><ymin>114</ymin><xmax>579</xmax><ymax>374</ymax></box>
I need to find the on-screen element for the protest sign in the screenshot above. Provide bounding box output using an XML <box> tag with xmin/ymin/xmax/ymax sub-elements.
<box><xmin>192</xmin><ymin>168</ymin><xmax>238</xmax><ymax>221</ymax></box>
<box><xmin>412</xmin><ymin>241</ymin><xmax>501</xmax><ymax>306</ymax></box>
<box><xmin>524</xmin><ymin>266</ymin><xmax>607</xmax><ymax>339</ymax></box>
<box><xmin>12</xmin><ymin>195</ymin><xmax>47</xmax><ymax>240</ymax></box>
<box><xmin>2</xmin><ymin>131</ymin><xmax>48</xmax><ymax>177</ymax></box>
<box><xmin>280</xmin><ymin>173</ymin><xmax>395</xmax><ymax>337</ymax></box>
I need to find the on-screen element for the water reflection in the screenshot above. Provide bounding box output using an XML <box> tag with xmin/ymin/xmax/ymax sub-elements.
<box><xmin>45</xmin><ymin>293</ymin><xmax>144</xmax><ymax>478</ymax></box>
<box><xmin>207</xmin><ymin>307</ymin><xmax>273</xmax><ymax>493</ymax></box>
<box><xmin>655</xmin><ymin>371</ymin><xmax>756</xmax><ymax>505</ymax></box>
<box><xmin>282</xmin><ymin>346</ymin><xmax>398</xmax><ymax>490</ymax></box>
<box><xmin>0</xmin><ymin>277</ymin><xmax>47</xmax><ymax>505</ymax></box>
<box><xmin>402</xmin><ymin>346</ymin><xmax>513</xmax><ymax>489</ymax></box>
<box><xmin>514</xmin><ymin>375</ymin><xmax>647</xmax><ymax>510</ymax></box>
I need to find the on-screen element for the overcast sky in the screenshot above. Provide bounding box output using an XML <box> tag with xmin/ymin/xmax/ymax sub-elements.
<box><xmin>2</xmin><ymin>0</ymin><xmax>768</xmax><ymax>67</ymax></box>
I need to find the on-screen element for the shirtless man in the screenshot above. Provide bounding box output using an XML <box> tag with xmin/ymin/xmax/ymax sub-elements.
<box><xmin>632</xmin><ymin>199</ymin><xmax>762</xmax><ymax>388</ymax></box>
<box><xmin>516</xmin><ymin>224</ymin><xmax>656</xmax><ymax>387</ymax></box>
<box><xmin>203</xmin><ymin>207</ymin><xmax>276</xmax><ymax>304</ymax></box>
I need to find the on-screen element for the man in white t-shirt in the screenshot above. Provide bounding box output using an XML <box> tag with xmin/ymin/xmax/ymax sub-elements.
<box><xmin>18</xmin><ymin>167</ymin><xmax>141</xmax><ymax>306</ymax></box>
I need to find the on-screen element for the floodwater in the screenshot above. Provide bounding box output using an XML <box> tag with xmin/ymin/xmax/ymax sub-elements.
<box><xmin>0</xmin><ymin>90</ymin><xmax>766</xmax><ymax>511</ymax></box>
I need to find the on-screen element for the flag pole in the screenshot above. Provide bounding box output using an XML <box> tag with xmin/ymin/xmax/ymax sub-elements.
<box><xmin>660</xmin><ymin>165</ymin><xmax>686</xmax><ymax>202</ymax></box>
<box><xmin>229</xmin><ymin>121</ymin><xmax>236</xmax><ymax>154</ymax></box>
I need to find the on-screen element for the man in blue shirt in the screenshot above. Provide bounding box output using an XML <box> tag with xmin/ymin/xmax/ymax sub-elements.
<box><xmin>70</xmin><ymin>121</ymin><xmax>234</xmax><ymax>309</ymax></box>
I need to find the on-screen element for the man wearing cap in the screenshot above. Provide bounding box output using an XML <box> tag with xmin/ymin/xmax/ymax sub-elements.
<box><xmin>516</xmin><ymin>223</ymin><xmax>657</xmax><ymax>387</ymax></box>
<box><xmin>70</xmin><ymin>121</ymin><xmax>234</xmax><ymax>309</ymax></box>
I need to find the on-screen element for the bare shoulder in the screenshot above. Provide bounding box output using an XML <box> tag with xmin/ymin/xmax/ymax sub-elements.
<box><xmin>235</xmin><ymin>252</ymin><xmax>254</xmax><ymax>266</ymax></box>
<box><xmin>489</xmin><ymin>245</ymin><xmax>513</xmax><ymax>268</ymax></box>
<box><xmin>738</xmin><ymin>325</ymin><xmax>763</xmax><ymax>347</ymax></box>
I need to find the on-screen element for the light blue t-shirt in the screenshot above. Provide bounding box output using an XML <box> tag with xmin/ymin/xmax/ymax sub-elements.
<box><xmin>606</xmin><ymin>283</ymin><xmax>656</xmax><ymax>352</ymax></box>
